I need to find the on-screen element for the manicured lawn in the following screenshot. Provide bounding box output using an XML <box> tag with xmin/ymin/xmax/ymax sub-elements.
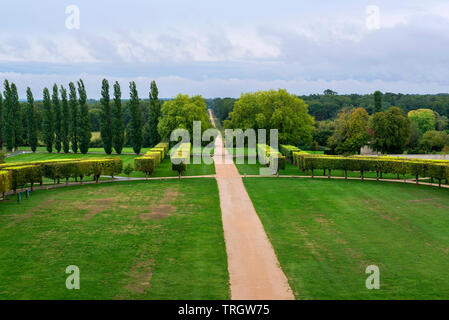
<box><xmin>0</xmin><ymin>179</ymin><xmax>229</xmax><ymax>299</ymax></box>
<box><xmin>244</xmin><ymin>177</ymin><xmax>449</xmax><ymax>299</ymax></box>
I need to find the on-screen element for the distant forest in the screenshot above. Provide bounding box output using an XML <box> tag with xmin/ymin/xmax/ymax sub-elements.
<box><xmin>207</xmin><ymin>91</ymin><xmax>449</xmax><ymax>122</ymax></box>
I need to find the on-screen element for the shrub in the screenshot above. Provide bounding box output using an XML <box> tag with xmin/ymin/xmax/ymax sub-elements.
<box><xmin>123</xmin><ymin>163</ymin><xmax>134</xmax><ymax>177</ymax></box>
<box><xmin>171</xmin><ymin>143</ymin><xmax>191</xmax><ymax>177</ymax></box>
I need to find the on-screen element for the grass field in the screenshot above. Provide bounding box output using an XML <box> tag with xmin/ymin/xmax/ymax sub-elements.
<box><xmin>244</xmin><ymin>178</ymin><xmax>449</xmax><ymax>299</ymax></box>
<box><xmin>0</xmin><ymin>179</ymin><xmax>229</xmax><ymax>299</ymax></box>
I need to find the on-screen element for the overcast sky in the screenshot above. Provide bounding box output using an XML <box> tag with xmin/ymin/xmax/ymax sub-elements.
<box><xmin>1</xmin><ymin>0</ymin><xmax>449</xmax><ymax>98</ymax></box>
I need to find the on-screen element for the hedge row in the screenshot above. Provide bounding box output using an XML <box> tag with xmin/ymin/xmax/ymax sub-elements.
<box><xmin>257</xmin><ymin>144</ymin><xmax>286</xmax><ymax>171</ymax></box>
<box><xmin>134</xmin><ymin>142</ymin><xmax>170</xmax><ymax>177</ymax></box>
<box><xmin>171</xmin><ymin>143</ymin><xmax>191</xmax><ymax>176</ymax></box>
<box><xmin>293</xmin><ymin>153</ymin><xmax>449</xmax><ymax>187</ymax></box>
<box><xmin>0</xmin><ymin>171</ymin><xmax>11</xmax><ymax>196</ymax></box>
<box><xmin>0</xmin><ymin>158</ymin><xmax>123</xmax><ymax>193</ymax></box>
<box><xmin>280</xmin><ymin>145</ymin><xmax>303</xmax><ymax>160</ymax></box>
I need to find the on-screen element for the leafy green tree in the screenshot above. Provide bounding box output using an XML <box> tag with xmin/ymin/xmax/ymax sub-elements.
<box><xmin>42</xmin><ymin>88</ymin><xmax>54</xmax><ymax>153</ymax></box>
<box><xmin>100</xmin><ymin>79</ymin><xmax>113</xmax><ymax>154</ymax></box>
<box><xmin>226</xmin><ymin>89</ymin><xmax>314</xmax><ymax>146</ymax></box>
<box><xmin>369</xmin><ymin>107</ymin><xmax>410</xmax><ymax>154</ymax></box>
<box><xmin>60</xmin><ymin>86</ymin><xmax>70</xmax><ymax>153</ymax></box>
<box><xmin>77</xmin><ymin>79</ymin><xmax>91</xmax><ymax>154</ymax></box>
<box><xmin>144</xmin><ymin>80</ymin><xmax>161</xmax><ymax>147</ymax></box>
<box><xmin>2</xmin><ymin>80</ymin><xmax>13</xmax><ymax>151</ymax></box>
<box><xmin>69</xmin><ymin>82</ymin><xmax>79</xmax><ymax>153</ymax></box>
<box><xmin>374</xmin><ymin>91</ymin><xmax>382</xmax><ymax>113</ymax></box>
<box><xmin>26</xmin><ymin>87</ymin><xmax>38</xmax><ymax>152</ymax></box>
<box><xmin>128</xmin><ymin>81</ymin><xmax>142</xmax><ymax>154</ymax></box>
<box><xmin>328</xmin><ymin>107</ymin><xmax>370</xmax><ymax>154</ymax></box>
<box><xmin>408</xmin><ymin>109</ymin><xmax>435</xmax><ymax>135</ymax></box>
<box><xmin>158</xmin><ymin>94</ymin><xmax>211</xmax><ymax>141</ymax></box>
<box><xmin>112</xmin><ymin>81</ymin><xmax>125</xmax><ymax>154</ymax></box>
<box><xmin>52</xmin><ymin>84</ymin><xmax>62</xmax><ymax>153</ymax></box>
<box><xmin>408</xmin><ymin>121</ymin><xmax>421</xmax><ymax>150</ymax></box>
<box><xmin>420</xmin><ymin>130</ymin><xmax>449</xmax><ymax>152</ymax></box>
<box><xmin>313</xmin><ymin>120</ymin><xmax>335</xmax><ymax>147</ymax></box>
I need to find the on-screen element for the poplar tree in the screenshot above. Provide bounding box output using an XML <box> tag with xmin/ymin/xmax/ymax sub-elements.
<box><xmin>144</xmin><ymin>80</ymin><xmax>161</xmax><ymax>147</ymax></box>
<box><xmin>112</xmin><ymin>81</ymin><xmax>124</xmax><ymax>154</ymax></box>
<box><xmin>374</xmin><ymin>91</ymin><xmax>382</xmax><ymax>113</ymax></box>
<box><xmin>77</xmin><ymin>79</ymin><xmax>91</xmax><ymax>154</ymax></box>
<box><xmin>100</xmin><ymin>79</ymin><xmax>113</xmax><ymax>154</ymax></box>
<box><xmin>129</xmin><ymin>81</ymin><xmax>142</xmax><ymax>154</ymax></box>
<box><xmin>52</xmin><ymin>84</ymin><xmax>62</xmax><ymax>153</ymax></box>
<box><xmin>60</xmin><ymin>86</ymin><xmax>70</xmax><ymax>153</ymax></box>
<box><xmin>2</xmin><ymin>80</ymin><xmax>13</xmax><ymax>151</ymax></box>
<box><xmin>26</xmin><ymin>87</ymin><xmax>38</xmax><ymax>152</ymax></box>
<box><xmin>10</xmin><ymin>83</ymin><xmax>22</xmax><ymax>150</ymax></box>
<box><xmin>69</xmin><ymin>82</ymin><xmax>79</xmax><ymax>153</ymax></box>
<box><xmin>42</xmin><ymin>88</ymin><xmax>54</xmax><ymax>153</ymax></box>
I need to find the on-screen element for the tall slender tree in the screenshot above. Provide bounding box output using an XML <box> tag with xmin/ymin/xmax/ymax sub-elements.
<box><xmin>100</xmin><ymin>79</ymin><xmax>113</xmax><ymax>154</ymax></box>
<box><xmin>68</xmin><ymin>82</ymin><xmax>79</xmax><ymax>153</ymax></box>
<box><xmin>374</xmin><ymin>91</ymin><xmax>382</xmax><ymax>113</ymax></box>
<box><xmin>26</xmin><ymin>87</ymin><xmax>38</xmax><ymax>152</ymax></box>
<box><xmin>129</xmin><ymin>81</ymin><xmax>142</xmax><ymax>154</ymax></box>
<box><xmin>60</xmin><ymin>86</ymin><xmax>70</xmax><ymax>153</ymax></box>
<box><xmin>77</xmin><ymin>79</ymin><xmax>91</xmax><ymax>154</ymax></box>
<box><xmin>10</xmin><ymin>83</ymin><xmax>22</xmax><ymax>151</ymax></box>
<box><xmin>144</xmin><ymin>80</ymin><xmax>161</xmax><ymax>147</ymax></box>
<box><xmin>112</xmin><ymin>81</ymin><xmax>124</xmax><ymax>154</ymax></box>
<box><xmin>2</xmin><ymin>80</ymin><xmax>13</xmax><ymax>151</ymax></box>
<box><xmin>0</xmin><ymin>92</ymin><xmax>3</xmax><ymax>150</ymax></box>
<box><xmin>42</xmin><ymin>88</ymin><xmax>54</xmax><ymax>153</ymax></box>
<box><xmin>52</xmin><ymin>84</ymin><xmax>62</xmax><ymax>153</ymax></box>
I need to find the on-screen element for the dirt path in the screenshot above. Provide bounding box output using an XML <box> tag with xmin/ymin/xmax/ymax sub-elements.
<box><xmin>213</xmin><ymin>131</ymin><xmax>294</xmax><ymax>300</ymax></box>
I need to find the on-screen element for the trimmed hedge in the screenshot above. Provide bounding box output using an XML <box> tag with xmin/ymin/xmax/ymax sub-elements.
<box><xmin>0</xmin><ymin>171</ymin><xmax>11</xmax><ymax>196</ymax></box>
<box><xmin>294</xmin><ymin>154</ymin><xmax>449</xmax><ymax>187</ymax></box>
<box><xmin>171</xmin><ymin>143</ymin><xmax>191</xmax><ymax>176</ymax></box>
<box><xmin>134</xmin><ymin>143</ymin><xmax>169</xmax><ymax>177</ymax></box>
<box><xmin>0</xmin><ymin>158</ymin><xmax>123</xmax><ymax>193</ymax></box>
<box><xmin>280</xmin><ymin>145</ymin><xmax>303</xmax><ymax>160</ymax></box>
<box><xmin>257</xmin><ymin>144</ymin><xmax>286</xmax><ymax>171</ymax></box>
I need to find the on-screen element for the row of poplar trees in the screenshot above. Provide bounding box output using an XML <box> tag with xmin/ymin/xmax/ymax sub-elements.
<box><xmin>0</xmin><ymin>79</ymin><xmax>161</xmax><ymax>155</ymax></box>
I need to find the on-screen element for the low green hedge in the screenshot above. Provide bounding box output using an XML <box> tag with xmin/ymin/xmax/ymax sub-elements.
<box><xmin>280</xmin><ymin>145</ymin><xmax>302</xmax><ymax>160</ymax></box>
<box><xmin>134</xmin><ymin>142</ymin><xmax>170</xmax><ymax>177</ymax></box>
<box><xmin>294</xmin><ymin>154</ymin><xmax>449</xmax><ymax>186</ymax></box>
<box><xmin>257</xmin><ymin>144</ymin><xmax>286</xmax><ymax>171</ymax></box>
<box><xmin>0</xmin><ymin>170</ymin><xmax>11</xmax><ymax>195</ymax></box>
<box><xmin>0</xmin><ymin>158</ymin><xmax>123</xmax><ymax>193</ymax></box>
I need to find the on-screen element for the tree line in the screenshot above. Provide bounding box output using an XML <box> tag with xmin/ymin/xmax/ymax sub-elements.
<box><xmin>0</xmin><ymin>79</ymin><xmax>162</xmax><ymax>155</ymax></box>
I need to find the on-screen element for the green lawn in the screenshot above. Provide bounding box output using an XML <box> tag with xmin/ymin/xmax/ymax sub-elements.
<box><xmin>244</xmin><ymin>177</ymin><xmax>449</xmax><ymax>299</ymax></box>
<box><xmin>0</xmin><ymin>179</ymin><xmax>229</xmax><ymax>299</ymax></box>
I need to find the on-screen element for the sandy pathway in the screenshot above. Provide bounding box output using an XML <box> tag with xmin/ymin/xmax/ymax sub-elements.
<box><xmin>210</xmin><ymin>111</ymin><xmax>294</xmax><ymax>300</ymax></box>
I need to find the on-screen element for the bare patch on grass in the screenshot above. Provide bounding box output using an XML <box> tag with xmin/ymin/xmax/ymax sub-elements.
<box><xmin>123</xmin><ymin>259</ymin><xmax>153</xmax><ymax>294</ymax></box>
